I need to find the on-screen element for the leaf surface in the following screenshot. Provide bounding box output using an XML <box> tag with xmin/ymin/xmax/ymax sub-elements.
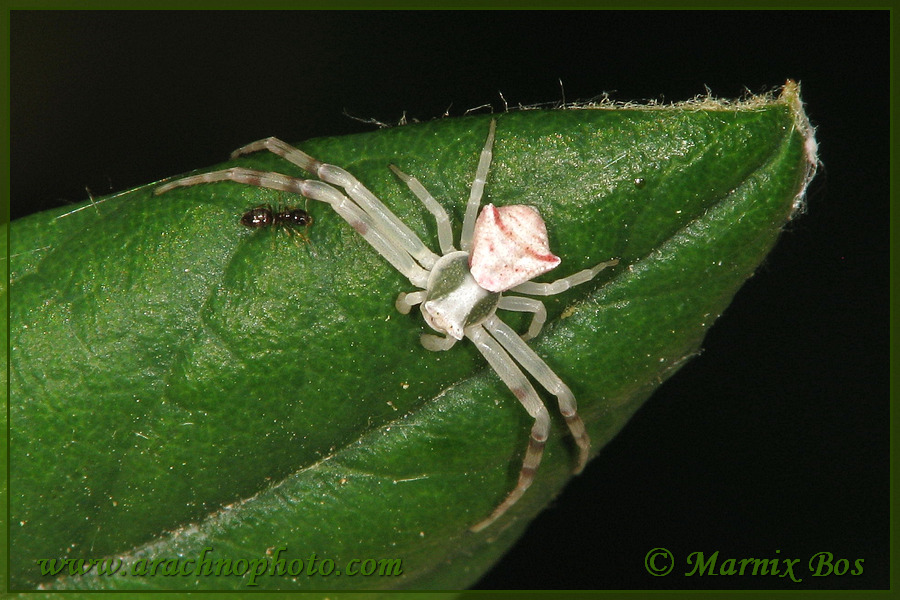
<box><xmin>8</xmin><ymin>83</ymin><xmax>816</xmax><ymax>590</ymax></box>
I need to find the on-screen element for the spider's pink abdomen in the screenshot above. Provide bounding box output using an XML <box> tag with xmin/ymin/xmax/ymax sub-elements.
<box><xmin>469</xmin><ymin>204</ymin><xmax>561</xmax><ymax>293</ymax></box>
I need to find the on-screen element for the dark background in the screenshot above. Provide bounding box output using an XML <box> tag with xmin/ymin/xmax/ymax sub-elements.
<box><xmin>10</xmin><ymin>10</ymin><xmax>890</xmax><ymax>590</ymax></box>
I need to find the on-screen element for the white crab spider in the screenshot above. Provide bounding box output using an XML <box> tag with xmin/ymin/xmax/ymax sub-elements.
<box><xmin>155</xmin><ymin>119</ymin><xmax>618</xmax><ymax>532</ymax></box>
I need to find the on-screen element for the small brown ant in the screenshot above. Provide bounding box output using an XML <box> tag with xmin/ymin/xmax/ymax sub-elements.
<box><xmin>239</xmin><ymin>204</ymin><xmax>314</xmax><ymax>247</ymax></box>
<box><xmin>241</xmin><ymin>204</ymin><xmax>312</xmax><ymax>229</ymax></box>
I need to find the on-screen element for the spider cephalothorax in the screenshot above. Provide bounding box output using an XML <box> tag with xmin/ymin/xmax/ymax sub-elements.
<box><xmin>155</xmin><ymin>119</ymin><xmax>617</xmax><ymax>531</ymax></box>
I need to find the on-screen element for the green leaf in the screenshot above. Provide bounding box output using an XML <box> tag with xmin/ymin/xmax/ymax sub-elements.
<box><xmin>8</xmin><ymin>83</ymin><xmax>816</xmax><ymax>590</ymax></box>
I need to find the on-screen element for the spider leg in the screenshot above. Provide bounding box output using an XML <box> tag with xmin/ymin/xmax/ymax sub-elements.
<box><xmin>484</xmin><ymin>315</ymin><xmax>591</xmax><ymax>473</ymax></box>
<box><xmin>395</xmin><ymin>290</ymin><xmax>427</xmax><ymax>314</ymax></box>
<box><xmin>155</xmin><ymin>168</ymin><xmax>429</xmax><ymax>287</ymax></box>
<box><xmin>511</xmin><ymin>259</ymin><xmax>619</xmax><ymax>296</ymax></box>
<box><xmin>467</xmin><ymin>324</ymin><xmax>551</xmax><ymax>532</ymax></box>
<box><xmin>420</xmin><ymin>333</ymin><xmax>457</xmax><ymax>352</ymax></box>
<box><xmin>460</xmin><ymin>119</ymin><xmax>497</xmax><ymax>252</ymax></box>
<box><xmin>388</xmin><ymin>164</ymin><xmax>455</xmax><ymax>254</ymax></box>
<box><xmin>396</xmin><ymin>291</ymin><xmax>457</xmax><ymax>351</ymax></box>
<box><xmin>230</xmin><ymin>137</ymin><xmax>441</xmax><ymax>270</ymax></box>
<box><xmin>497</xmin><ymin>295</ymin><xmax>547</xmax><ymax>341</ymax></box>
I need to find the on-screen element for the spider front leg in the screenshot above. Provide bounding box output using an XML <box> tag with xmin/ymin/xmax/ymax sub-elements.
<box><xmin>467</xmin><ymin>324</ymin><xmax>551</xmax><ymax>533</ymax></box>
<box><xmin>155</xmin><ymin>167</ymin><xmax>431</xmax><ymax>288</ymax></box>
<box><xmin>230</xmin><ymin>137</ymin><xmax>441</xmax><ymax>270</ymax></box>
<box><xmin>484</xmin><ymin>314</ymin><xmax>591</xmax><ymax>472</ymax></box>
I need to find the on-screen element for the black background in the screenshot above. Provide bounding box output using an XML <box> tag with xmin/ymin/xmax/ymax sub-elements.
<box><xmin>10</xmin><ymin>10</ymin><xmax>890</xmax><ymax>590</ymax></box>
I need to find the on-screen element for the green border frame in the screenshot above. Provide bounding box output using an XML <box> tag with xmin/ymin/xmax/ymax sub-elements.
<box><xmin>2</xmin><ymin>4</ymin><xmax>894</xmax><ymax>599</ymax></box>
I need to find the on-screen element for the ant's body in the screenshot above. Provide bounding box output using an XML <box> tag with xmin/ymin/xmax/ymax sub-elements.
<box><xmin>240</xmin><ymin>204</ymin><xmax>312</xmax><ymax>230</ymax></box>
